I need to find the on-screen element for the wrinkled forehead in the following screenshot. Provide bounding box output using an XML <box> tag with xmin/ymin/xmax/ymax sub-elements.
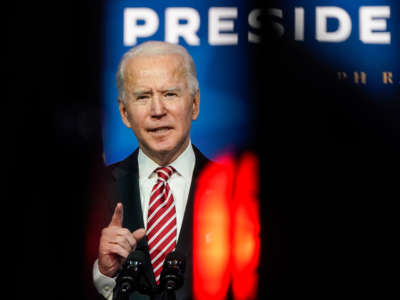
<box><xmin>125</xmin><ymin>54</ymin><xmax>187</xmax><ymax>79</ymax></box>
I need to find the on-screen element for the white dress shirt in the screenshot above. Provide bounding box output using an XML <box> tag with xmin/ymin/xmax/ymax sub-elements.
<box><xmin>93</xmin><ymin>143</ymin><xmax>196</xmax><ymax>299</ymax></box>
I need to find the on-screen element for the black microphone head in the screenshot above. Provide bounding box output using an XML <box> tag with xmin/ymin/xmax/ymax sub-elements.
<box><xmin>123</xmin><ymin>249</ymin><xmax>145</xmax><ymax>273</ymax></box>
<box><xmin>118</xmin><ymin>249</ymin><xmax>146</xmax><ymax>294</ymax></box>
<box><xmin>127</xmin><ymin>249</ymin><xmax>146</xmax><ymax>263</ymax></box>
<box><xmin>165</xmin><ymin>251</ymin><xmax>186</xmax><ymax>273</ymax></box>
<box><xmin>160</xmin><ymin>250</ymin><xmax>186</xmax><ymax>291</ymax></box>
<box><xmin>164</xmin><ymin>250</ymin><xmax>185</xmax><ymax>262</ymax></box>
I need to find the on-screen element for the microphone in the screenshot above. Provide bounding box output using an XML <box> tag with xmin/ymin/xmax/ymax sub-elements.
<box><xmin>159</xmin><ymin>251</ymin><xmax>186</xmax><ymax>292</ymax></box>
<box><xmin>115</xmin><ymin>250</ymin><xmax>145</xmax><ymax>299</ymax></box>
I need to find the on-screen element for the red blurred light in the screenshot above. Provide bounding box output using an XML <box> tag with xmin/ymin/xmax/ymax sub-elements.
<box><xmin>193</xmin><ymin>155</ymin><xmax>235</xmax><ymax>300</ymax></box>
<box><xmin>193</xmin><ymin>152</ymin><xmax>260</xmax><ymax>300</ymax></box>
<box><xmin>232</xmin><ymin>153</ymin><xmax>260</xmax><ymax>300</ymax></box>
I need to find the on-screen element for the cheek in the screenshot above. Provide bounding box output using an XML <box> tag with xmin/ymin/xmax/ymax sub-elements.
<box><xmin>180</xmin><ymin>106</ymin><xmax>195</xmax><ymax>129</ymax></box>
<box><xmin>126</xmin><ymin>108</ymin><xmax>146</xmax><ymax>131</ymax></box>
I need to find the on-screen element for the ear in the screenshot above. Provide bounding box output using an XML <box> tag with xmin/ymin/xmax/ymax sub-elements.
<box><xmin>192</xmin><ymin>90</ymin><xmax>200</xmax><ymax>121</ymax></box>
<box><xmin>118</xmin><ymin>98</ymin><xmax>132</xmax><ymax>128</ymax></box>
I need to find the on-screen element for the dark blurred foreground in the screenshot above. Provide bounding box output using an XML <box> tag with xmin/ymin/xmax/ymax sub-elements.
<box><xmin>7</xmin><ymin>1</ymin><xmax>106</xmax><ymax>299</ymax></box>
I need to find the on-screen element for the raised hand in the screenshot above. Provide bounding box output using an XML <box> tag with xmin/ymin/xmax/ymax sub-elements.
<box><xmin>98</xmin><ymin>203</ymin><xmax>146</xmax><ymax>277</ymax></box>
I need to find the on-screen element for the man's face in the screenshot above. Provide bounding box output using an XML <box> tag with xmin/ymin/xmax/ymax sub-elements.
<box><xmin>118</xmin><ymin>54</ymin><xmax>200</xmax><ymax>164</ymax></box>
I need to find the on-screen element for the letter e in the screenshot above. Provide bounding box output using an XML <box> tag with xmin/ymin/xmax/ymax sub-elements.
<box><xmin>209</xmin><ymin>7</ymin><xmax>238</xmax><ymax>45</ymax></box>
<box><xmin>360</xmin><ymin>6</ymin><xmax>391</xmax><ymax>44</ymax></box>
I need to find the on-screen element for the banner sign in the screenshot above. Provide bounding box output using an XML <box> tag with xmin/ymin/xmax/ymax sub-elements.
<box><xmin>101</xmin><ymin>0</ymin><xmax>398</xmax><ymax>164</ymax></box>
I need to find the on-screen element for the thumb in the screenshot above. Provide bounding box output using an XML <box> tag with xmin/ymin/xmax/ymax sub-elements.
<box><xmin>109</xmin><ymin>202</ymin><xmax>123</xmax><ymax>227</ymax></box>
<box><xmin>132</xmin><ymin>228</ymin><xmax>146</xmax><ymax>241</ymax></box>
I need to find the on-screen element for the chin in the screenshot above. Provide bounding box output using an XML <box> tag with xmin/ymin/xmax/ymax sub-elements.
<box><xmin>149</xmin><ymin>140</ymin><xmax>177</xmax><ymax>154</ymax></box>
<box><xmin>149</xmin><ymin>137</ymin><xmax>187</xmax><ymax>157</ymax></box>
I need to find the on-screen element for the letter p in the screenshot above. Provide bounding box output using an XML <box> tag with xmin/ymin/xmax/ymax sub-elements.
<box><xmin>124</xmin><ymin>8</ymin><xmax>159</xmax><ymax>46</ymax></box>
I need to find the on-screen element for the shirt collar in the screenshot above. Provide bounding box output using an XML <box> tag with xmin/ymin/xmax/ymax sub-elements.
<box><xmin>138</xmin><ymin>142</ymin><xmax>195</xmax><ymax>180</ymax></box>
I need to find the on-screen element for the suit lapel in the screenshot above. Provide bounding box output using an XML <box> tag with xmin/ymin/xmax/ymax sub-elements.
<box><xmin>111</xmin><ymin>150</ymin><xmax>144</xmax><ymax>232</ymax></box>
<box><xmin>119</xmin><ymin>173</ymin><xmax>144</xmax><ymax>231</ymax></box>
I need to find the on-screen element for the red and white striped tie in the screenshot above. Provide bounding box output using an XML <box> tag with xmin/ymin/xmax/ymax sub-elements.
<box><xmin>146</xmin><ymin>166</ymin><xmax>177</xmax><ymax>285</ymax></box>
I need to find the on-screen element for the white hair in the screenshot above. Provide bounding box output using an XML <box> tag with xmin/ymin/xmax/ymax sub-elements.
<box><xmin>116</xmin><ymin>41</ymin><xmax>199</xmax><ymax>103</ymax></box>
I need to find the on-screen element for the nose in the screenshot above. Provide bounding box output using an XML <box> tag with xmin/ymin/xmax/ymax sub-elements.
<box><xmin>150</xmin><ymin>94</ymin><xmax>166</xmax><ymax>119</ymax></box>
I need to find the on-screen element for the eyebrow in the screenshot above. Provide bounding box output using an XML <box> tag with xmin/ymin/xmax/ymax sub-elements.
<box><xmin>132</xmin><ymin>86</ymin><xmax>183</xmax><ymax>96</ymax></box>
<box><xmin>132</xmin><ymin>89</ymin><xmax>152</xmax><ymax>97</ymax></box>
<box><xmin>162</xmin><ymin>87</ymin><xmax>182</xmax><ymax>93</ymax></box>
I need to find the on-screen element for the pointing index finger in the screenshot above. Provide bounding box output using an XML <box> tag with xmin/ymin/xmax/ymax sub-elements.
<box><xmin>109</xmin><ymin>202</ymin><xmax>123</xmax><ymax>227</ymax></box>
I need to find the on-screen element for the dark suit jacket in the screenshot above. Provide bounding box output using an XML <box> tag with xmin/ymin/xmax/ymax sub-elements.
<box><xmin>106</xmin><ymin>145</ymin><xmax>210</xmax><ymax>300</ymax></box>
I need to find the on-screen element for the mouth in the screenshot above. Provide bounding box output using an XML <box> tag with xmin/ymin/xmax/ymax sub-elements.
<box><xmin>147</xmin><ymin>126</ymin><xmax>173</xmax><ymax>135</ymax></box>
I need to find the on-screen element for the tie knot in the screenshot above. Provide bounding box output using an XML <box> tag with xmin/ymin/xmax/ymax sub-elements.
<box><xmin>154</xmin><ymin>166</ymin><xmax>176</xmax><ymax>182</ymax></box>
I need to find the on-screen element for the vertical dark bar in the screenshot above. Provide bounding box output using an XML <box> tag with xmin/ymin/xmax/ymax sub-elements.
<box><xmin>8</xmin><ymin>1</ymin><xmax>105</xmax><ymax>299</ymax></box>
<box><xmin>252</xmin><ymin>1</ymin><xmax>400</xmax><ymax>299</ymax></box>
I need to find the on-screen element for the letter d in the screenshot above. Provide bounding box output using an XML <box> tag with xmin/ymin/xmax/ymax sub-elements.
<box><xmin>316</xmin><ymin>7</ymin><xmax>351</xmax><ymax>42</ymax></box>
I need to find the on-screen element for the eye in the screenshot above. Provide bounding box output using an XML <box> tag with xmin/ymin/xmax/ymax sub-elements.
<box><xmin>165</xmin><ymin>92</ymin><xmax>178</xmax><ymax>98</ymax></box>
<box><xmin>137</xmin><ymin>94</ymin><xmax>149</xmax><ymax>101</ymax></box>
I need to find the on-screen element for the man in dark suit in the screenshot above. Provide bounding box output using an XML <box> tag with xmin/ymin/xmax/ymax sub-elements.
<box><xmin>92</xmin><ymin>41</ymin><xmax>210</xmax><ymax>300</ymax></box>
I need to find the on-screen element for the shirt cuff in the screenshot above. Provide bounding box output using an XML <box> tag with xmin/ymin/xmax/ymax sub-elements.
<box><xmin>93</xmin><ymin>259</ymin><xmax>116</xmax><ymax>299</ymax></box>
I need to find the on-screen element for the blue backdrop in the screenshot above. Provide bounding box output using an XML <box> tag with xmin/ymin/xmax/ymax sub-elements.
<box><xmin>101</xmin><ymin>0</ymin><xmax>256</xmax><ymax>165</ymax></box>
<box><xmin>101</xmin><ymin>0</ymin><xmax>399</xmax><ymax>165</ymax></box>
